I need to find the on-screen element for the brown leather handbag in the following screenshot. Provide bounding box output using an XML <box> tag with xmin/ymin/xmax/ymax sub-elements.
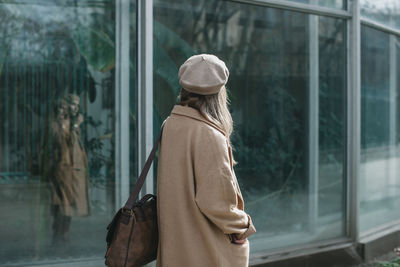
<box><xmin>105</xmin><ymin>129</ymin><xmax>163</xmax><ymax>267</ymax></box>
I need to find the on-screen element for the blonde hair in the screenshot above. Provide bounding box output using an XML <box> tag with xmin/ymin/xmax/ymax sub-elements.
<box><xmin>178</xmin><ymin>86</ymin><xmax>233</xmax><ymax>144</ymax></box>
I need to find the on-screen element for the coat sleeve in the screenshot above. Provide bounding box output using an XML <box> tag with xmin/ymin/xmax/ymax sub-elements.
<box><xmin>47</xmin><ymin>122</ymin><xmax>62</xmax><ymax>176</ymax></box>
<box><xmin>193</xmin><ymin>128</ymin><xmax>255</xmax><ymax>239</ymax></box>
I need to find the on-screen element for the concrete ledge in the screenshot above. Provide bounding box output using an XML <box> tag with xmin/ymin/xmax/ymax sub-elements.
<box><xmin>251</xmin><ymin>244</ymin><xmax>363</xmax><ymax>267</ymax></box>
<box><xmin>252</xmin><ymin>227</ymin><xmax>400</xmax><ymax>267</ymax></box>
<box><xmin>358</xmin><ymin>229</ymin><xmax>400</xmax><ymax>261</ymax></box>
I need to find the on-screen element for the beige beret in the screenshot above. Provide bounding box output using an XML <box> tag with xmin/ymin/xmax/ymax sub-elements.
<box><xmin>63</xmin><ymin>93</ymin><xmax>80</xmax><ymax>104</ymax></box>
<box><xmin>178</xmin><ymin>54</ymin><xmax>229</xmax><ymax>95</ymax></box>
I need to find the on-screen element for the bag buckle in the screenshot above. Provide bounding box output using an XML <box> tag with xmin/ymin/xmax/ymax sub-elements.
<box><xmin>122</xmin><ymin>208</ymin><xmax>133</xmax><ymax>216</ymax></box>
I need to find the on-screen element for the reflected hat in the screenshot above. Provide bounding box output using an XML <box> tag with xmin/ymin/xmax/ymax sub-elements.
<box><xmin>63</xmin><ymin>93</ymin><xmax>80</xmax><ymax>104</ymax></box>
<box><xmin>178</xmin><ymin>54</ymin><xmax>229</xmax><ymax>95</ymax></box>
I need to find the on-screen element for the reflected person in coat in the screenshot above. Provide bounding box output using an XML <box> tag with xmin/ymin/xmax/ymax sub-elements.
<box><xmin>156</xmin><ymin>54</ymin><xmax>256</xmax><ymax>267</ymax></box>
<box><xmin>50</xmin><ymin>93</ymin><xmax>90</xmax><ymax>245</ymax></box>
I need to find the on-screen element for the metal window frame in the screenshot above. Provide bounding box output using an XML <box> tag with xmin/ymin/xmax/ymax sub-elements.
<box><xmin>138</xmin><ymin>5</ymin><xmax>157</xmax><ymax>266</ymax></box>
<box><xmin>347</xmin><ymin>0</ymin><xmax>360</xmax><ymax>242</ymax></box>
<box><xmin>115</xmin><ymin>0</ymin><xmax>155</xmax><ymax>208</ymax></box>
<box><xmin>115</xmin><ymin>0</ymin><xmax>131</xmax><ymax>209</ymax></box>
<box><xmin>361</xmin><ymin>17</ymin><xmax>400</xmax><ymax>37</ymax></box>
<box><xmin>229</xmin><ymin>0</ymin><xmax>351</xmax><ymax>18</ymax></box>
<box><xmin>137</xmin><ymin>0</ymin><xmax>154</xmax><ymax>198</ymax></box>
<box><xmin>388</xmin><ymin>34</ymin><xmax>397</xmax><ymax>209</ymax></box>
<box><xmin>308</xmin><ymin>11</ymin><xmax>319</xmax><ymax>234</ymax></box>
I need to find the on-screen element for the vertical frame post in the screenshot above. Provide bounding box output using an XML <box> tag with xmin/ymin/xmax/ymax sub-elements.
<box><xmin>348</xmin><ymin>0</ymin><xmax>360</xmax><ymax>240</ymax></box>
<box><xmin>137</xmin><ymin>0</ymin><xmax>154</xmax><ymax>197</ymax></box>
<box><xmin>308</xmin><ymin>12</ymin><xmax>319</xmax><ymax>233</ymax></box>
<box><xmin>388</xmin><ymin>35</ymin><xmax>397</xmax><ymax>199</ymax></box>
<box><xmin>115</xmin><ymin>0</ymin><xmax>131</xmax><ymax>209</ymax></box>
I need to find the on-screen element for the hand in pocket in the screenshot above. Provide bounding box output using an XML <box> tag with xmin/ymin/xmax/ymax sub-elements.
<box><xmin>229</xmin><ymin>234</ymin><xmax>247</xmax><ymax>244</ymax></box>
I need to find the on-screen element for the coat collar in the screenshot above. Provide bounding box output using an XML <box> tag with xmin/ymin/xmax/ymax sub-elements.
<box><xmin>171</xmin><ymin>105</ymin><xmax>227</xmax><ymax>137</ymax></box>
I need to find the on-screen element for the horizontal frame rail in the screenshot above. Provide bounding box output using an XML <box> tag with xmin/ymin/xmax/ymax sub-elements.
<box><xmin>361</xmin><ymin>17</ymin><xmax>400</xmax><ymax>37</ymax></box>
<box><xmin>229</xmin><ymin>0</ymin><xmax>352</xmax><ymax>19</ymax></box>
<box><xmin>250</xmin><ymin>237</ymin><xmax>353</xmax><ymax>265</ymax></box>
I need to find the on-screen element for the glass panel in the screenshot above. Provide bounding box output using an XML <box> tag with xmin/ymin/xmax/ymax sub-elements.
<box><xmin>360</xmin><ymin>26</ymin><xmax>400</xmax><ymax>232</ymax></box>
<box><xmin>0</xmin><ymin>1</ymin><xmax>137</xmax><ymax>264</ymax></box>
<box><xmin>154</xmin><ymin>0</ymin><xmax>346</xmax><ymax>252</ymax></box>
<box><xmin>287</xmin><ymin>0</ymin><xmax>345</xmax><ymax>9</ymax></box>
<box><xmin>318</xmin><ymin>16</ymin><xmax>346</xmax><ymax>233</ymax></box>
<box><xmin>361</xmin><ymin>0</ymin><xmax>400</xmax><ymax>30</ymax></box>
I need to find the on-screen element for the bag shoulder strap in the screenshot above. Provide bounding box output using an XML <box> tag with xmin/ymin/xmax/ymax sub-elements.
<box><xmin>123</xmin><ymin>126</ymin><xmax>164</xmax><ymax>210</ymax></box>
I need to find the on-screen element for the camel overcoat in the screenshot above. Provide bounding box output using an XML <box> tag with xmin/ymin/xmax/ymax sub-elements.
<box><xmin>50</xmin><ymin>119</ymin><xmax>90</xmax><ymax>217</ymax></box>
<box><xmin>156</xmin><ymin>105</ymin><xmax>256</xmax><ymax>267</ymax></box>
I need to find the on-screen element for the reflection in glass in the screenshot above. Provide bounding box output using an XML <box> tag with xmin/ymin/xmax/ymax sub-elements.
<box><xmin>154</xmin><ymin>0</ymin><xmax>346</xmax><ymax>252</ymax></box>
<box><xmin>361</xmin><ymin>0</ymin><xmax>400</xmax><ymax>30</ymax></box>
<box><xmin>0</xmin><ymin>0</ymin><xmax>136</xmax><ymax>264</ymax></box>
<box><xmin>318</xmin><ymin>16</ymin><xmax>346</xmax><ymax>232</ymax></box>
<box><xmin>50</xmin><ymin>94</ymin><xmax>90</xmax><ymax>245</ymax></box>
<box><xmin>360</xmin><ymin>26</ymin><xmax>400</xmax><ymax>232</ymax></box>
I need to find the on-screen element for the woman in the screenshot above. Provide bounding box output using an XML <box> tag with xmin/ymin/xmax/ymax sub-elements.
<box><xmin>157</xmin><ymin>54</ymin><xmax>256</xmax><ymax>267</ymax></box>
<box><xmin>49</xmin><ymin>94</ymin><xmax>90</xmax><ymax>245</ymax></box>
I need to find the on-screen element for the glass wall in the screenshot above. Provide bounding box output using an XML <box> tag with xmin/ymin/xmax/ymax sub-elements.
<box><xmin>0</xmin><ymin>1</ymin><xmax>137</xmax><ymax>265</ymax></box>
<box><xmin>153</xmin><ymin>0</ymin><xmax>347</xmax><ymax>252</ymax></box>
<box><xmin>361</xmin><ymin>0</ymin><xmax>400</xmax><ymax>30</ymax></box>
<box><xmin>360</xmin><ymin>25</ymin><xmax>400</xmax><ymax>232</ymax></box>
<box><xmin>4</xmin><ymin>0</ymin><xmax>400</xmax><ymax>264</ymax></box>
